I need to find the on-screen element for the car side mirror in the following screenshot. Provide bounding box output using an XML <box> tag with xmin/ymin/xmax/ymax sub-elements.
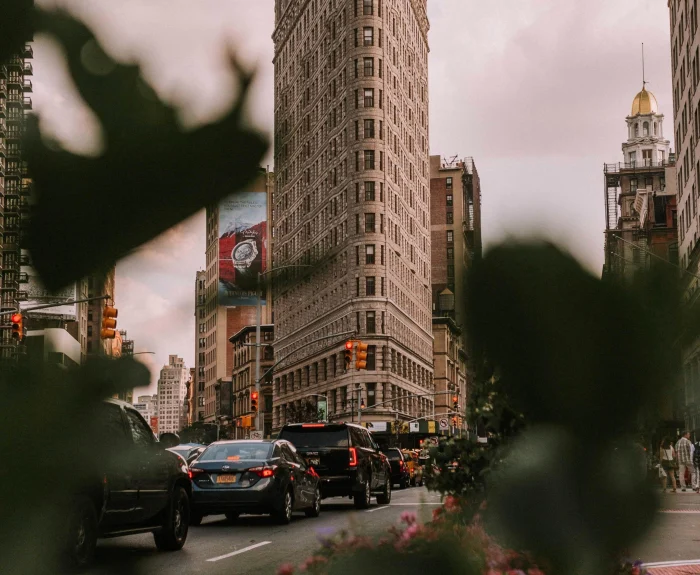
<box><xmin>159</xmin><ymin>433</ymin><xmax>180</xmax><ymax>449</ymax></box>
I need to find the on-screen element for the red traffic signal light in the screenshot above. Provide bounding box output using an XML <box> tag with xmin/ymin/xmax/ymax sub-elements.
<box><xmin>452</xmin><ymin>396</ymin><xmax>459</xmax><ymax>410</ymax></box>
<box><xmin>101</xmin><ymin>305</ymin><xmax>118</xmax><ymax>339</ymax></box>
<box><xmin>355</xmin><ymin>342</ymin><xmax>368</xmax><ymax>370</ymax></box>
<box><xmin>11</xmin><ymin>313</ymin><xmax>23</xmax><ymax>341</ymax></box>
<box><xmin>344</xmin><ymin>341</ymin><xmax>353</xmax><ymax>369</ymax></box>
<box><xmin>251</xmin><ymin>391</ymin><xmax>259</xmax><ymax>411</ymax></box>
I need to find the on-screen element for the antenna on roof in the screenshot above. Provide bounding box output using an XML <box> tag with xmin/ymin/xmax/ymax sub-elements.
<box><xmin>642</xmin><ymin>43</ymin><xmax>647</xmax><ymax>89</ymax></box>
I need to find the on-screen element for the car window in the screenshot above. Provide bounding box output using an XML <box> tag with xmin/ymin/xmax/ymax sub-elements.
<box><xmin>280</xmin><ymin>443</ymin><xmax>297</xmax><ymax>464</ymax></box>
<box><xmin>279</xmin><ymin>426</ymin><xmax>349</xmax><ymax>448</ymax></box>
<box><xmin>382</xmin><ymin>449</ymin><xmax>402</xmax><ymax>461</ymax></box>
<box><xmin>349</xmin><ymin>427</ymin><xmax>367</xmax><ymax>448</ymax></box>
<box><xmin>92</xmin><ymin>403</ymin><xmax>129</xmax><ymax>450</ymax></box>
<box><xmin>272</xmin><ymin>444</ymin><xmax>282</xmax><ymax>459</ymax></box>
<box><xmin>364</xmin><ymin>430</ymin><xmax>378</xmax><ymax>450</ymax></box>
<box><xmin>125</xmin><ymin>409</ymin><xmax>155</xmax><ymax>447</ymax></box>
<box><xmin>199</xmin><ymin>442</ymin><xmax>272</xmax><ymax>461</ymax></box>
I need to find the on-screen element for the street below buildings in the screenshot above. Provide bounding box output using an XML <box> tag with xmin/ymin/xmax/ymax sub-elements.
<box><xmin>634</xmin><ymin>491</ymin><xmax>700</xmax><ymax>573</ymax></box>
<box><xmin>85</xmin><ymin>487</ymin><xmax>443</xmax><ymax>575</ymax></box>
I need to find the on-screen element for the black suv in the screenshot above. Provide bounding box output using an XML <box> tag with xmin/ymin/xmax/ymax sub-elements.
<box><xmin>66</xmin><ymin>399</ymin><xmax>192</xmax><ymax>568</ymax></box>
<box><xmin>278</xmin><ymin>423</ymin><xmax>391</xmax><ymax>509</ymax></box>
<box><xmin>382</xmin><ymin>447</ymin><xmax>410</xmax><ymax>489</ymax></box>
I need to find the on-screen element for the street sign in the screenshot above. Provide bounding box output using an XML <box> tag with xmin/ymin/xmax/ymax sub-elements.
<box><xmin>439</xmin><ymin>418</ymin><xmax>449</xmax><ymax>430</ymax></box>
<box><xmin>409</xmin><ymin>422</ymin><xmax>419</xmax><ymax>433</ymax></box>
<box><xmin>250</xmin><ymin>431</ymin><xmax>263</xmax><ymax>440</ymax></box>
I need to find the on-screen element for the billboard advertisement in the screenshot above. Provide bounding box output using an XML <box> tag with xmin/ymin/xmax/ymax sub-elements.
<box><xmin>150</xmin><ymin>416</ymin><xmax>159</xmax><ymax>435</ymax></box>
<box><xmin>20</xmin><ymin>250</ymin><xmax>77</xmax><ymax>320</ymax></box>
<box><xmin>218</xmin><ymin>191</ymin><xmax>267</xmax><ymax>306</ymax></box>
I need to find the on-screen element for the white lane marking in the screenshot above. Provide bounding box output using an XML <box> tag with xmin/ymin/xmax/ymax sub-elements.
<box><xmin>206</xmin><ymin>541</ymin><xmax>272</xmax><ymax>563</ymax></box>
<box><xmin>366</xmin><ymin>506</ymin><xmax>390</xmax><ymax>513</ymax></box>
<box><xmin>643</xmin><ymin>559</ymin><xmax>700</xmax><ymax>567</ymax></box>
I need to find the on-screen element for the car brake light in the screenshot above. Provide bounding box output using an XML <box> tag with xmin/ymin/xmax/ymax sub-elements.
<box><xmin>309</xmin><ymin>466</ymin><xmax>319</xmax><ymax>478</ymax></box>
<box><xmin>189</xmin><ymin>468</ymin><xmax>204</xmax><ymax>479</ymax></box>
<box><xmin>249</xmin><ymin>465</ymin><xmax>277</xmax><ymax>478</ymax></box>
<box><xmin>302</xmin><ymin>424</ymin><xmax>325</xmax><ymax>427</ymax></box>
<box><xmin>399</xmin><ymin>460</ymin><xmax>405</xmax><ymax>469</ymax></box>
<box><xmin>349</xmin><ymin>447</ymin><xmax>358</xmax><ymax>467</ymax></box>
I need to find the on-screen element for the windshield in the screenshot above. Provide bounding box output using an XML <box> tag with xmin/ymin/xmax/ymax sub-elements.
<box><xmin>279</xmin><ymin>427</ymin><xmax>349</xmax><ymax>448</ymax></box>
<box><xmin>199</xmin><ymin>443</ymin><xmax>273</xmax><ymax>461</ymax></box>
<box><xmin>169</xmin><ymin>446</ymin><xmax>192</xmax><ymax>455</ymax></box>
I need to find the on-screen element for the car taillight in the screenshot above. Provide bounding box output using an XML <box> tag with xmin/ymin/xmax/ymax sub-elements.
<box><xmin>249</xmin><ymin>466</ymin><xmax>277</xmax><ymax>478</ymax></box>
<box><xmin>399</xmin><ymin>460</ymin><xmax>405</xmax><ymax>469</ymax></box>
<box><xmin>349</xmin><ymin>447</ymin><xmax>358</xmax><ymax>467</ymax></box>
<box><xmin>308</xmin><ymin>466</ymin><xmax>319</xmax><ymax>478</ymax></box>
<box><xmin>189</xmin><ymin>467</ymin><xmax>205</xmax><ymax>479</ymax></box>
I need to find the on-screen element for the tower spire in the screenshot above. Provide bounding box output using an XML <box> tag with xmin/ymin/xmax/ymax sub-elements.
<box><xmin>642</xmin><ymin>43</ymin><xmax>647</xmax><ymax>89</ymax></box>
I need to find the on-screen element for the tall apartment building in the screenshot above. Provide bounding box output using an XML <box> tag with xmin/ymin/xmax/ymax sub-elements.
<box><xmin>272</xmin><ymin>0</ymin><xmax>433</xmax><ymax>430</ymax></box>
<box><xmin>668</xmin><ymin>0</ymin><xmax>700</xmax><ymax>434</ymax></box>
<box><xmin>156</xmin><ymin>355</ymin><xmax>189</xmax><ymax>434</ymax></box>
<box><xmin>429</xmin><ymin>156</ymin><xmax>482</xmax><ymax>430</ymax></box>
<box><xmin>202</xmin><ymin>168</ymin><xmax>273</xmax><ymax>423</ymax></box>
<box><xmin>0</xmin><ymin>43</ymin><xmax>32</xmax><ymax>363</ymax></box>
<box><xmin>193</xmin><ymin>270</ymin><xmax>206</xmax><ymax>423</ymax></box>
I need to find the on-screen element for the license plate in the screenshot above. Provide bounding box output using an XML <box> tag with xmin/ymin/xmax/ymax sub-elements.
<box><xmin>307</xmin><ymin>458</ymin><xmax>320</xmax><ymax>466</ymax></box>
<box><xmin>216</xmin><ymin>474</ymin><xmax>237</xmax><ymax>484</ymax></box>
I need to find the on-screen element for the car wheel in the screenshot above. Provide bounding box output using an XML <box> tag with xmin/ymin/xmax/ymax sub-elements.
<box><xmin>273</xmin><ymin>489</ymin><xmax>294</xmax><ymax>525</ymax></box>
<box><xmin>154</xmin><ymin>486</ymin><xmax>190</xmax><ymax>551</ymax></box>
<box><xmin>65</xmin><ymin>496</ymin><xmax>98</xmax><ymax>569</ymax></box>
<box><xmin>376</xmin><ymin>477</ymin><xmax>392</xmax><ymax>505</ymax></box>
<box><xmin>305</xmin><ymin>487</ymin><xmax>321</xmax><ymax>518</ymax></box>
<box><xmin>225</xmin><ymin>512</ymin><xmax>240</xmax><ymax>522</ymax></box>
<box><xmin>354</xmin><ymin>478</ymin><xmax>372</xmax><ymax>509</ymax></box>
<box><xmin>190</xmin><ymin>512</ymin><xmax>203</xmax><ymax>526</ymax></box>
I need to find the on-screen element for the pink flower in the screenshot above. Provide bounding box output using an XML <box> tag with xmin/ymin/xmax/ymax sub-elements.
<box><xmin>401</xmin><ymin>523</ymin><xmax>421</xmax><ymax>540</ymax></box>
<box><xmin>277</xmin><ymin>564</ymin><xmax>295</xmax><ymax>575</ymax></box>
<box><xmin>432</xmin><ymin>507</ymin><xmax>443</xmax><ymax>520</ymax></box>
<box><xmin>401</xmin><ymin>511</ymin><xmax>417</xmax><ymax>525</ymax></box>
<box><xmin>631</xmin><ymin>569</ymin><xmax>640</xmax><ymax>575</ymax></box>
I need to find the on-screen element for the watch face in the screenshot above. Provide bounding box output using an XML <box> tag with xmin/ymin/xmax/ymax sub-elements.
<box><xmin>233</xmin><ymin>242</ymin><xmax>254</xmax><ymax>262</ymax></box>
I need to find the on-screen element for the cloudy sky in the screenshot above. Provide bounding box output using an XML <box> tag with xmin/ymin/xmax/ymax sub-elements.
<box><xmin>31</xmin><ymin>0</ymin><xmax>672</xmax><ymax>394</ymax></box>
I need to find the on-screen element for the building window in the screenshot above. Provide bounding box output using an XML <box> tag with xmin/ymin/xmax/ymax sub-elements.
<box><xmin>363</xmin><ymin>27</ymin><xmax>374</xmax><ymax>46</ymax></box>
<box><xmin>364</xmin><ymin>119</ymin><xmax>375</xmax><ymax>138</ymax></box>
<box><xmin>366</xmin><ymin>382</ymin><xmax>376</xmax><ymax>405</ymax></box>
<box><xmin>630</xmin><ymin>178</ymin><xmax>638</xmax><ymax>192</ymax></box>
<box><xmin>447</xmin><ymin>231</ymin><xmax>454</xmax><ymax>243</ymax></box>
<box><xmin>364</xmin><ymin>57</ymin><xmax>374</xmax><ymax>76</ymax></box>
<box><xmin>363</xmin><ymin>0</ymin><xmax>373</xmax><ymax>15</ymax></box>
<box><xmin>364</xmin><ymin>88</ymin><xmax>375</xmax><ymax>107</ymax></box>
<box><xmin>446</xmin><ymin>194</ymin><xmax>453</xmax><ymax>206</ymax></box>
<box><xmin>366</xmin><ymin>276</ymin><xmax>376</xmax><ymax>295</ymax></box>
<box><xmin>367</xmin><ymin>347</ymin><xmax>376</xmax><ymax>371</ymax></box>
<box><xmin>447</xmin><ymin>264</ymin><xmax>455</xmax><ymax>278</ymax></box>
<box><xmin>87</xmin><ymin>325</ymin><xmax>93</xmax><ymax>337</ymax></box>
<box><xmin>364</xmin><ymin>150</ymin><xmax>375</xmax><ymax>169</ymax></box>
<box><xmin>447</xmin><ymin>247</ymin><xmax>454</xmax><ymax>260</ymax></box>
<box><xmin>365</xmin><ymin>213</ymin><xmax>376</xmax><ymax>233</ymax></box>
<box><xmin>365</xmin><ymin>181</ymin><xmax>375</xmax><ymax>200</ymax></box>
<box><xmin>366</xmin><ymin>311</ymin><xmax>376</xmax><ymax>333</ymax></box>
<box><xmin>366</xmin><ymin>244</ymin><xmax>375</xmax><ymax>264</ymax></box>
<box><xmin>643</xmin><ymin>121</ymin><xmax>649</xmax><ymax>136</ymax></box>
<box><xmin>447</xmin><ymin>211</ymin><xmax>453</xmax><ymax>224</ymax></box>
<box><xmin>446</xmin><ymin>177</ymin><xmax>453</xmax><ymax>189</ymax></box>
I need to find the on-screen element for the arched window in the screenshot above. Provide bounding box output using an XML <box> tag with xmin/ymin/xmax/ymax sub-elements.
<box><xmin>634</xmin><ymin>123</ymin><xmax>640</xmax><ymax>137</ymax></box>
<box><xmin>643</xmin><ymin>122</ymin><xmax>649</xmax><ymax>136</ymax></box>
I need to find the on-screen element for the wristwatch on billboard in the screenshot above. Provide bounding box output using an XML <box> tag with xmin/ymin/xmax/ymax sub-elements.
<box><xmin>232</xmin><ymin>240</ymin><xmax>258</xmax><ymax>272</ymax></box>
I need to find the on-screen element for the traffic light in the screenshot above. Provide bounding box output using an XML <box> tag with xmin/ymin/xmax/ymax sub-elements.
<box><xmin>355</xmin><ymin>341</ymin><xmax>368</xmax><ymax>370</ymax></box>
<box><xmin>101</xmin><ymin>305</ymin><xmax>118</xmax><ymax>339</ymax></box>
<box><xmin>344</xmin><ymin>341</ymin><xmax>353</xmax><ymax>369</ymax></box>
<box><xmin>452</xmin><ymin>396</ymin><xmax>459</xmax><ymax>410</ymax></box>
<box><xmin>10</xmin><ymin>313</ymin><xmax>22</xmax><ymax>341</ymax></box>
<box><xmin>251</xmin><ymin>391</ymin><xmax>259</xmax><ymax>412</ymax></box>
<box><xmin>451</xmin><ymin>416</ymin><xmax>457</xmax><ymax>427</ymax></box>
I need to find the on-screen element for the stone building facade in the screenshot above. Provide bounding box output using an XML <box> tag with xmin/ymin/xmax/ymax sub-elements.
<box><xmin>272</xmin><ymin>0</ymin><xmax>433</xmax><ymax>430</ymax></box>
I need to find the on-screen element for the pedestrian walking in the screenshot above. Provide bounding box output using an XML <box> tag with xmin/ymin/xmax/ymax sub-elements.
<box><xmin>660</xmin><ymin>437</ymin><xmax>677</xmax><ymax>493</ymax></box>
<box><xmin>693</xmin><ymin>439</ymin><xmax>700</xmax><ymax>492</ymax></box>
<box><xmin>676</xmin><ymin>431</ymin><xmax>693</xmax><ymax>492</ymax></box>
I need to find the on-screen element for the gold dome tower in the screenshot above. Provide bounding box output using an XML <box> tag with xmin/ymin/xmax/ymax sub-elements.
<box><xmin>631</xmin><ymin>87</ymin><xmax>659</xmax><ymax>116</ymax></box>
